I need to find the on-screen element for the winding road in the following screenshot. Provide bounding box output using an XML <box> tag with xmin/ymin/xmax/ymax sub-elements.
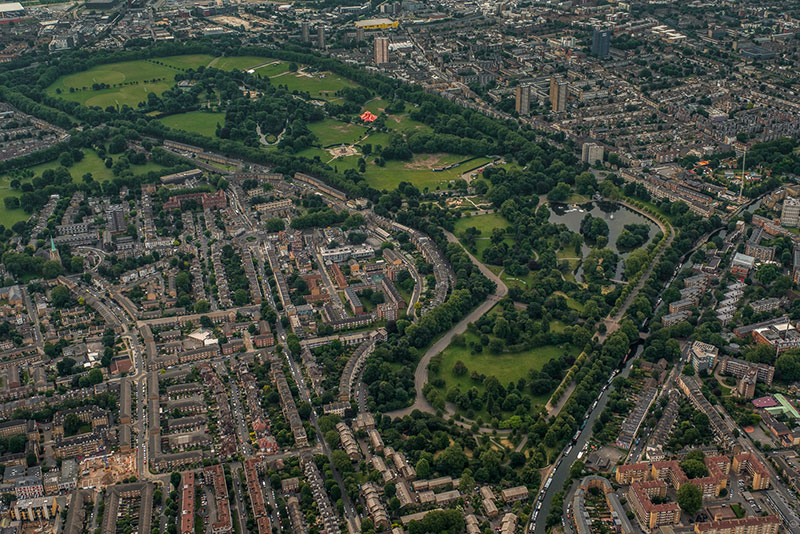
<box><xmin>385</xmin><ymin>230</ymin><xmax>508</xmax><ymax>419</ymax></box>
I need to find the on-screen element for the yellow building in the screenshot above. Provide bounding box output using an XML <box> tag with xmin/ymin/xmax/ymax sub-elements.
<box><xmin>11</xmin><ymin>496</ymin><xmax>58</xmax><ymax>521</ymax></box>
<box><xmin>733</xmin><ymin>453</ymin><xmax>770</xmax><ymax>491</ymax></box>
<box><xmin>629</xmin><ymin>481</ymin><xmax>681</xmax><ymax>531</ymax></box>
<box><xmin>615</xmin><ymin>463</ymin><xmax>650</xmax><ymax>485</ymax></box>
<box><xmin>354</xmin><ymin>18</ymin><xmax>398</xmax><ymax>30</ymax></box>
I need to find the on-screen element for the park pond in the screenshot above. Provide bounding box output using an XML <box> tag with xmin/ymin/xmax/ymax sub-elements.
<box><xmin>549</xmin><ymin>201</ymin><xmax>658</xmax><ymax>282</ymax></box>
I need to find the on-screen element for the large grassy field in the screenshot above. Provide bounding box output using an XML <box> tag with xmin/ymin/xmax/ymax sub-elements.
<box><xmin>363</xmin><ymin>154</ymin><xmax>493</xmax><ymax>191</ymax></box>
<box><xmin>0</xmin><ymin>185</ymin><xmax>28</xmax><ymax>227</ymax></box>
<box><xmin>46</xmin><ymin>55</ymin><xmax>355</xmax><ymax>108</ymax></box>
<box><xmin>211</xmin><ymin>56</ymin><xmax>276</xmax><ymax>72</ymax></box>
<box><xmin>271</xmin><ymin>70</ymin><xmax>358</xmax><ymax>100</ymax></box>
<box><xmin>158</xmin><ymin>111</ymin><xmax>225</xmax><ymax>138</ymax></box>
<box><xmin>438</xmin><ymin>338</ymin><xmax>565</xmax><ymax>388</ymax></box>
<box><xmin>385</xmin><ymin>113</ymin><xmax>432</xmax><ymax>134</ymax></box>
<box><xmin>308</xmin><ymin>118</ymin><xmax>368</xmax><ymax>147</ymax></box>
<box><xmin>155</xmin><ymin>55</ymin><xmax>215</xmax><ymax>71</ymax></box>
<box><xmin>432</xmin><ymin>325</ymin><xmax>579</xmax><ymax>418</ymax></box>
<box><xmin>453</xmin><ymin>212</ymin><xmax>509</xmax><ymax>235</ymax></box>
<box><xmin>18</xmin><ymin>149</ymin><xmax>166</xmax><ymax>183</ymax></box>
<box><xmin>46</xmin><ymin>59</ymin><xmax>181</xmax><ymax>108</ymax></box>
<box><xmin>361</xmin><ymin>131</ymin><xmax>391</xmax><ymax>148</ymax></box>
<box><xmin>362</xmin><ymin>98</ymin><xmax>390</xmax><ymax>115</ymax></box>
<box><xmin>294</xmin><ymin>147</ymin><xmax>331</xmax><ymax>162</ymax></box>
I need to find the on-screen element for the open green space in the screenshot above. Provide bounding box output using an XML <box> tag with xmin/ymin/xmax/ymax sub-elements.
<box><xmin>550</xmin><ymin>320</ymin><xmax>568</xmax><ymax>334</ymax></box>
<box><xmin>453</xmin><ymin>212</ymin><xmax>509</xmax><ymax>236</ymax></box>
<box><xmin>257</xmin><ymin>61</ymin><xmax>292</xmax><ymax>78</ymax></box>
<box><xmin>362</xmin><ymin>98</ymin><xmax>390</xmax><ymax>115</ymax></box>
<box><xmin>361</xmin><ymin>132</ymin><xmax>391</xmax><ymax>149</ymax></box>
<box><xmin>158</xmin><ymin>111</ymin><xmax>226</xmax><ymax>138</ymax></box>
<box><xmin>46</xmin><ymin>59</ymin><xmax>181</xmax><ymax>108</ymax></box>
<box><xmin>432</xmin><ymin>326</ymin><xmax>579</xmax><ymax>418</ymax></box>
<box><xmin>438</xmin><ymin>338</ymin><xmax>567</xmax><ymax>391</ymax></box>
<box><xmin>155</xmin><ymin>55</ymin><xmax>215</xmax><ymax>71</ymax></box>
<box><xmin>363</xmin><ymin>154</ymin><xmax>492</xmax><ymax>191</ymax></box>
<box><xmin>308</xmin><ymin>118</ymin><xmax>368</xmax><ymax>147</ymax></box>
<box><xmin>385</xmin><ymin>113</ymin><xmax>432</xmax><ymax>134</ymax></box>
<box><xmin>329</xmin><ymin>155</ymin><xmax>361</xmax><ymax>173</ymax></box>
<box><xmin>500</xmin><ymin>270</ymin><xmax>538</xmax><ymax>289</ymax></box>
<box><xmin>272</xmin><ymin>70</ymin><xmax>359</xmax><ymax>100</ymax></box>
<box><xmin>211</xmin><ymin>56</ymin><xmax>277</xmax><ymax>72</ymax></box>
<box><xmin>564</xmin><ymin>295</ymin><xmax>584</xmax><ymax>312</ymax></box>
<box><xmin>21</xmin><ymin>149</ymin><xmax>166</xmax><ymax>184</ymax></box>
<box><xmin>453</xmin><ymin>212</ymin><xmax>511</xmax><ymax>259</ymax></box>
<box><xmin>294</xmin><ymin>147</ymin><xmax>331</xmax><ymax>162</ymax></box>
<box><xmin>0</xmin><ymin>186</ymin><xmax>28</xmax><ymax>227</ymax></box>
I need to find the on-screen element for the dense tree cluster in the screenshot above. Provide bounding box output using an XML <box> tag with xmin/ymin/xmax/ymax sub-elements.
<box><xmin>616</xmin><ymin>223</ymin><xmax>651</xmax><ymax>250</ymax></box>
<box><xmin>579</xmin><ymin>214</ymin><xmax>609</xmax><ymax>246</ymax></box>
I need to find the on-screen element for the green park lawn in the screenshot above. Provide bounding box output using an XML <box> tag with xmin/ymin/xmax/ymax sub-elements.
<box><xmin>158</xmin><ymin>111</ymin><xmax>226</xmax><ymax>138</ymax></box>
<box><xmin>500</xmin><ymin>270</ymin><xmax>538</xmax><ymax>289</ymax></box>
<box><xmin>433</xmin><ymin>326</ymin><xmax>579</xmax><ymax>416</ymax></box>
<box><xmin>294</xmin><ymin>147</ymin><xmax>331</xmax><ymax>162</ymax></box>
<box><xmin>553</xmin><ymin>291</ymin><xmax>584</xmax><ymax>312</ymax></box>
<box><xmin>550</xmin><ymin>320</ymin><xmax>567</xmax><ymax>334</ymax></box>
<box><xmin>362</xmin><ymin>98</ymin><xmax>390</xmax><ymax>115</ymax></box>
<box><xmin>0</xmin><ymin>149</ymin><xmax>168</xmax><ymax>227</ymax></box>
<box><xmin>21</xmin><ymin>149</ymin><xmax>166</xmax><ymax>184</ymax></box>
<box><xmin>154</xmin><ymin>55</ymin><xmax>215</xmax><ymax>71</ymax></box>
<box><xmin>211</xmin><ymin>56</ymin><xmax>276</xmax><ymax>72</ymax></box>
<box><xmin>46</xmin><ymin>59</ymin><xmax>181</xmax><ymax>108</ymax></box>
<box><xmin>361</xmin><ymin>131</ymin><xmax>391</xmax><ymax>149</ymax></box>
<box><xmin>272</xmin><ymin>70</ymin><xmax>358</xmax><ymax>100</ymax></box>
<box><xmin>46</xmin><ymin>55</ymin><xmax>282</xmax><ymax>109</ymax></box>
<box><xmin>0</xmin><ymin>186</ymin><xmax>28</xmax><ymax>227</ymax></box>
<box><xmin>328</xmin><ymin>155</ymin><xmax>361</xmax><ymax>173</ymax></box>
<box><xmin>46</xmin><ymin>55</ymin><xmax>358</xmax><ymax>108</ymax></box>
<box><xmin>257</xmin><ymin>61</ymin><xmax>292</xmax><ymax>78</ymax></box>
<box><xmin>453</xmin><ymin>212</ymin><xmax>509</xmax><ymax>235</ymax></box>
<box><xmin>308</xmin><ymin>118</ymin><xmax>368</xmax><ymax>147</ymax></box>
<box><xmin>363</xmin><ymin>154</ymin><xmax>492</xmax><ymax>191</ymax></box>
<box><xmin>385</xmin><ymin>113</ymin><xmax>432</xmax><ymax>134</ymax></box>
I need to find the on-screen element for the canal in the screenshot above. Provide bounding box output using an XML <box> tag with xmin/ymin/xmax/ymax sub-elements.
<box><xmin>530</xmin><ymin>342</ymin><xmax>643</xmax><ymax>534</ymax></box>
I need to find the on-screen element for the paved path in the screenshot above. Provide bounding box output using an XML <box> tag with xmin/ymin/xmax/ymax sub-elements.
<box><xmin>597</xmin><ymin>201</ymin><xmax>673</xmax><ymax>342</ymax></box>
<box><xmin>385</xmin><ymin>230</ymin><xmax>508</xmax><ymax>419</ymax></box>
<box><xmin>545</xmin><ymin>380</ymin><xmax>576</xmax><ymax>417</ymax></box>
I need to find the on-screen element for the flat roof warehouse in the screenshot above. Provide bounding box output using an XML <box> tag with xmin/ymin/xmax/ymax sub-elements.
<box><xmin>354</xmin><ymin>18</ymin><xmax>398</xmax><ymax>30</ymax></box>
<box><xmin>0</xmin><ymin>2</ymin><xmax>24</xmax><ymax>21</ymax></box>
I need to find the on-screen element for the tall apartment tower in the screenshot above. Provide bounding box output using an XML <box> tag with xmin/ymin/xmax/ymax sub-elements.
<box><xmin>515</xmin><ymin>84</ymin><xmax>531</xmax><ymax>116</ymax></box>
<box><xmin>581</xmin><ymin>142</ymin><xmax>604</xmax><ymax>165</ymax></box>
<box><xmin>301</xmin><ymin>21</ymin><xmax>309</xmax><ymax>43</ymax></box>
<box><xmin>549</xmin><ymin>76</ymin><xmax>568</xmax><ymax>112</ymax></box>
<box><xmin>591</xmin><ymin>27</ymin><xmax>611</xmax><ymax>57</ymax></box>
<box><xmin>317</xmin><ymin>26</ymin><xmax>326</xmax><ymax>49</ymax></box>
<box><xmin>374</xmin><ymin>37</ymin><xmax>389</xmax><ymax>65</ymax></box>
